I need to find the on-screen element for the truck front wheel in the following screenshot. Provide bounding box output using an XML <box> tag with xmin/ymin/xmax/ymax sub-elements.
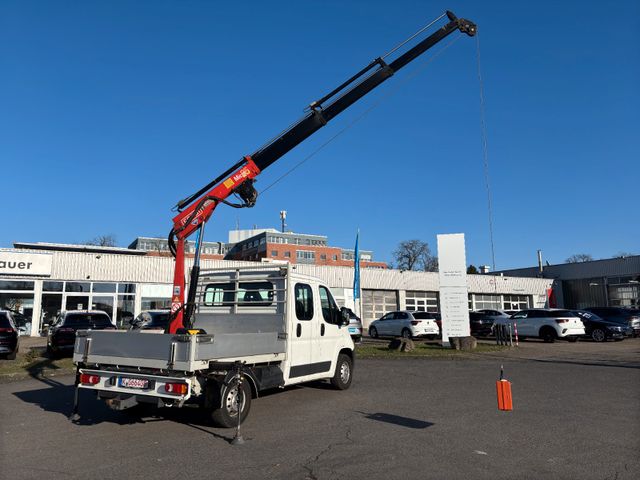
<box><xmin>209</xmin><ymin>379</ymin><xmax>252</xmax><ymax>428</ymax></box>
<box><xmin>330</xmin><ymin>354</ymin><xmax>353</xmax><ymax>390</ymax></box>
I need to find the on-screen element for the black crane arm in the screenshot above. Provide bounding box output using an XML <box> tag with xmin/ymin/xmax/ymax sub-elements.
<box><xmin>175</xmin><ymin>11</ymin><xmax>475</xmax><ymax>211</ymax></box>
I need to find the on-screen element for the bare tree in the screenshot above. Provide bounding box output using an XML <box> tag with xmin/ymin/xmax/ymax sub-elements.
<box><xmin>86</xmin><ymin>234</ymin><xmax>118</xmax><ymax>247</ymax></box>
<box><xmin>467</xmin><ymin>264</ymin><xmax>479</xmax><ymax>274</ymax></box>
<box><xmin>392</xmin><ymin>239</ymin><xmax>438</xmax><ymax>272</ymax></box>
<box><xmin>565</xmin><ymin>253</ymin><xmax>593</xmax><ymax>263</ymax></box>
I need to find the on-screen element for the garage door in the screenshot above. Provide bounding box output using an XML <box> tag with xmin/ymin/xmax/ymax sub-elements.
<box><xmin>362</xmin><ymin>289</ymin><xmax>398</xmax><ymax>329</ymax></box>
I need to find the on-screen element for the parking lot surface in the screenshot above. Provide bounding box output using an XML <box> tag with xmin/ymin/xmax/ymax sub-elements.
<box><xmin>1</xmin><ymin>340</ymin><xmax>639</xmax><ymax>480</ymax></box>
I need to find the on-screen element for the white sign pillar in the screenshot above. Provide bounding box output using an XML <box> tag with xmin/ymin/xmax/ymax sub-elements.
<box><xmin>437</xmin><ymin>233</ymin><xmax>471</xmax><ymax>346</ymax></box>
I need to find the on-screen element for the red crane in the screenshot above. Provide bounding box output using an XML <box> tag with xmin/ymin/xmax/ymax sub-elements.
<box><xmin>167</xmin><ymin>11</ymin><xmax>476</xmax><ymax>333</ymax></box>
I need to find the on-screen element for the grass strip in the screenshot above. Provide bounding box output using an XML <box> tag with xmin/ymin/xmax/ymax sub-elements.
<box><xmin>356</xmin><ymin>342</ymin><xmax>509</xmax><ymax>359</ymax></box>
<box><xmin>0</xmin><ymin>346</ymin><xmax>75</xmax><ymax>383</ymax></box>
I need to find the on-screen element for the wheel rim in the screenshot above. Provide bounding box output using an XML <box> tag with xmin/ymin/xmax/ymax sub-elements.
<box><xmin>370</xmin><ymin>327</ymin><xmax>377</xmax><ymax>338</ymax></box>
<box><xmin>340</xmin><ymin>361</ymin><xmax>350</xmax><ymax>383</ymax></box>
<box><xmin>592</xmin><ymin>329</ymin><xmax>605</xmax><ymax>342</ymax></box>
<box><xmin>224</xmin><ymin>383</ymin><xmax>245</xmax><ymax>417</ymax></box>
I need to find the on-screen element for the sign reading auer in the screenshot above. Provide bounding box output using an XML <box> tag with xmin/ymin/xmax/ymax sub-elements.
<box><xmin>0</xmin><ymin>252</ymin><xmax>53</xmax><ymax>276</ymax></box>
<box><xmin>437</xmin><ymin>233</ymin><xmax>471</xmax><ymax>345</ymax></box>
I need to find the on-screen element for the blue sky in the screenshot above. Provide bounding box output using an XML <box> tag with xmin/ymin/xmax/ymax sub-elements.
<box><xmin>1</xmin><ymin>1</ymin><xmax>638</xmax><ymax>269</ymax></box>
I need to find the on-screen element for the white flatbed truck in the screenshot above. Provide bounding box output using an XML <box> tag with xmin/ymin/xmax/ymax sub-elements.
<box><xmin>73</xmin><ymin>265</ymin><xmax>355</xmax><ymax>427</ymax></box>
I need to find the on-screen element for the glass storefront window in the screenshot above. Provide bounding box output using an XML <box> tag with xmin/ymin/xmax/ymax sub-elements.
<box><xmin>117</xmin><ymin>295</ymin><xmax>135</xmax><ymax>328</ymax></box>
<box><xmin>92</xmin><ymin>283</ymin><xmax>116</xmax><ymax>293</ymax></box>
<box><xmin>0</xmin><ymin>280</ymin><xmax>34</xmax><ymax>290</ymax></box>
<box><xmin>141</xmin><ymin>297</ymin><xmax>171</xmax><ymax>310</ymax></box>
<box><xmin>43</xmin><ymin>281</ymin><xmax>64</xmax><ymax>292</ymax></box>
<box><xmin>92</xmin><ymin>296</ymin><xmax>114</xmax><ymax>321</ymax></box>
<box><xmin>118</xmin><ymin>283</ymin><xmax>136</xmax><ymax>294</ymax></box>
<box><xmin>65</xmin><ymin>282</ymin><xmax>90</xmax><ymax>293</ymax></box>
<box><xmin>0</xmin><ymin>293</ymin><xmax>34</xmax><ymax>335</ymax></box>
<box><xmin>66</xmin><ymin>295</ymin><xmax>90</xmax><ymax>310</ymax></box>
<box><xmin>41</xmin><ymin>294</ymin><xmax>63</xmax><ymax>331</ymax></box>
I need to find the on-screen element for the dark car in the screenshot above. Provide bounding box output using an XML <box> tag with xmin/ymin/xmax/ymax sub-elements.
<box><xmin>469</xmin><ymin>311</ymin><xmax>494</xmax><ymax>336</ymax></box>
<box><xmin>583</xmin><ymin>307</ymin><xmax>640</xmax><ymax>337</ymax></box>
<box><xmin>0</xmin><ymin>310</ymin><xmax>19</xmax><ymax>360</ymax></box>
<box><xmin>571</xmin><ymin>310</ymin><xmax>631</xmax><ymax>342</ymax></box>
<box><xmin>47</xmin><ymin>310</ymin><xmax>115</xmax><ymax>356</ymax></box>
<box><xmin>129</xmin><ymin>310</ymin><xmax>171</xmax><ymax>331</ymax></box>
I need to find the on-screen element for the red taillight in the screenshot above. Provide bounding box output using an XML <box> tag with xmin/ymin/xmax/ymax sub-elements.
<box><xmin>0</xmin><ymin>327</ymin><xmax>15</xmax><ymax>333</ymax></box>
<box><xmin>555</xmin><ymin>319</ymin><xmax>569</xmax><ymax>324</ymax></box>
<box><xmin>411</xmin><ymin>321</ymin><xmax>420</xmax><ymax>326</ymax></box>
<box><xmin>164</xmin><ymin>383</ymin><xmax>188</xmax><ymax>395</ymax></box>
<box><xmin>79</xmin><ymin>374</ymin><xmax>100</xmax><ymax>385</ymax></box>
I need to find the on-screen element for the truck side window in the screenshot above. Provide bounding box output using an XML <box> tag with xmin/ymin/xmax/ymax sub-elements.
<box><xmin>295</xmin><ymin>283</ymin><xmax>313</xmax><ymax>321</ymax></box>
<box><xmin>319</xmin><ymin>286</ymin><xmax>338</xmax><ymax>324</ymax></box>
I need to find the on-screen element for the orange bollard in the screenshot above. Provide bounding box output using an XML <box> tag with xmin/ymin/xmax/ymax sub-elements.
<box><xmin>496</xmin><ymin>365</ymin><xmax>513</xmax><ymax>411</ymax></box>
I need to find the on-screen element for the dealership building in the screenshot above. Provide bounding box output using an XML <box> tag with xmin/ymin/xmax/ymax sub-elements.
<box><xmin>1</xmin><ymin>242</ymin><xmax>552</xmax><ymax>336</ymax></box>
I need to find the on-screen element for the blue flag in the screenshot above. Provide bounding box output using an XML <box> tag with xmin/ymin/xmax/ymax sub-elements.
<box><xmin>353</xmin><ymin>230</ymin><xmax>360</xmax><ymax>300</ymax></box>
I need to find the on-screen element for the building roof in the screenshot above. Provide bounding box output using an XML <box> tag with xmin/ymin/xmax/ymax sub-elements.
<box><xmin>13</xmin><ymin>242</ymin><xmax>146</xmax><ymax>256</ymax></box>
<box><xmin>495</xmin><ymin>255</ymin><xmax>640</xmax><ymax>280</ymax></box>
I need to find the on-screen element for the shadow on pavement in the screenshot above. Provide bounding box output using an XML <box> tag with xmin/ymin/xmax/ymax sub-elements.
<box><xmin>356</xmin><ymin>411</ymin><xmax>434</xmax><ymax>429</ymax></box>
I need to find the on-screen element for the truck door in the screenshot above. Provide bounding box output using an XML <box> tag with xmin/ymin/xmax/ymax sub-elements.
<box><xmin>288</xmin><ymin>282</ymin><xmax>313</xmax><ymax>378</ymax></box>
<box><xmin>312</xmin><ymin>285</ymin><xmax>343</xmax><ymax>375</ymax></box>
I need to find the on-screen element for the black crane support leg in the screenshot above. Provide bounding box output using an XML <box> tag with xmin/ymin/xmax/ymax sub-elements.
<box><xmin>69</xmin><ymin>368</ymin><xmax>81</xmax><ymax>421</ymax></box>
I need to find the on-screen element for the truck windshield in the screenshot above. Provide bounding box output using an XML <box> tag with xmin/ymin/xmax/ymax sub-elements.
<box><xmin>204</xmin><ymin>281</ymin><xmax>274</xmax><ymax>307</ymax></box>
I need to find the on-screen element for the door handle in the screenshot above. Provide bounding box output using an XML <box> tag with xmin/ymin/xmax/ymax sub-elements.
<box><xmin>321</xmin><ymin>324</ymin><xmax>325</xmax><ymax>336</ymax></box>
<box><xmin>296</xmin><ymin>323</ymin><xmax>302</xmax><ymax>337</ymax></box>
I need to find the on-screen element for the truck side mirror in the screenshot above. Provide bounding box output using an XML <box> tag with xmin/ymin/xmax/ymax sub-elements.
<box><xmin>340</xmin><ymin>307</ymin><xmax>350</xmax><ymax>326</ymax></box>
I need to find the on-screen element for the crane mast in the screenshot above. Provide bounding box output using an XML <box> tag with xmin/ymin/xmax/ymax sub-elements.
<box><xmin>168</xmin><ymin>11</ymin><xmax>476</xmax><ymax>333</ymax></box>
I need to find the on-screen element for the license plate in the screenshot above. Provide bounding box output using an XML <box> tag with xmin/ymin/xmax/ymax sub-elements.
<box><xmin>119</xmin><ymin>377</ymin><xmax>150</xmax><ymax>390</ymax></box>
<box><xmin>349</xmin><ymin>327</ymin><xmax>358</xmax><ymax>333</ymax></box>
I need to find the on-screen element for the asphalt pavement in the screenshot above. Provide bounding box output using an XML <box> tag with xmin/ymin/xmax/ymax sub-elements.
<box><xmin>1</xmin><ymin>340</ymin><xmax>639</xmax><ymax>480</ymax></box>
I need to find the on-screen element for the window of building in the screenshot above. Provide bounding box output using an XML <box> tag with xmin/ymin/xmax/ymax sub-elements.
<box><xmin>296</xmin><ymin>250</ymin><xmax>315</xmax><ymax>263</ymax></box>
<box><xmin>271</xmin><ymin>251</ymin><xmax>278</xmax><ymax>257</ymax></box>
<box><xmin>473</xmin><ymin>294</ymin><xmax>501</xmax><ymax>311</ymax></box>
<box><xmin>332</xmin><ymin>255</ymin><xmax>338</xmax><ymax>261</ymax></box>
<box><xmin>284</xmin><ymin>251</ymin><xmax>291</xmax><ymax>258</ymax></box>
<box><xmin>503</xmin><ymin>295</ymin><xmax>530</xmax><ymax>311</ymax></box>
<box><xmin>405</xmin><ymin>291</ymin><xmax>439</xmax><ymax>312</ymax></box>
<box><xmin>320</xmin><ymin>254</ymin><xmax>327</xmax><ymax>260</ymax></box>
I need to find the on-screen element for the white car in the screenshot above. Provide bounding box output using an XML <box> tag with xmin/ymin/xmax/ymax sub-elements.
<box><xmin>495</xmin><ymin>309</ymin><xmax>585</xmax><ymax>343</ymax></box>
<box><xmin>368</xmin><ymin>311</ymin><xmax>440</xmax><ymax>339</ymax></box>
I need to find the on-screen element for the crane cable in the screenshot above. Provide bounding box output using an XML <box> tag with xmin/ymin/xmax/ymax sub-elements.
<box><xmin>258</xmin><ymin>33</ymin><xmax>464</xmax><ymax>196</ymax></box>
<box><xmin>475</xmin><ymin>32</ymin><xmax>497</xmax><ymax>273</ymax></box>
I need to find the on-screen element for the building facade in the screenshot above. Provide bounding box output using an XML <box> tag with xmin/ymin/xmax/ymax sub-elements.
<box><xmin>1</xmin><ymin>245</ymin><xmax>552</xmax><ymax>336</ymax></box>
<box><xmin>495</xmin><ymin>256</ymin><xmax>640</xmax><ymax>309</ymax></box>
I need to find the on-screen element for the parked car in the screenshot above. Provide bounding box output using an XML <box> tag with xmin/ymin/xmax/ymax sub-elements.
<box><xmin>583</xmin><ymin>307</ymin><xmax>640</xmax><ymax>337</ymax></box>
<box><xmin>570</xmin><ymin>310</ymin><xmax>630</xmax><ymax>342</ymax></box>
<box><xmin>495</xmin><ymin>309</ymin><xmax>585</xmax><ymax>343</ymax></box>
<box><xmin>6</xmin><ymin>309</ymin><xmax>31</xmax><ymax>336</ymax></box>
<box><xmin>476</xmin><ymin>309</ymin><xmax>511</xmax><ymax>322</ymax></box>
<box><xmin>368</xmin><ymin>311</ymin><xmax>439</xmax><ymax>339</ymax></box>
<box><xmin>469</xmin><ymin>311</ymin><xmax>494</xmax><ymax>336</ymax></box>
<box><xmin>129</xmin><ymin>310</ymin><xmax>171</xmax><ymax>331</ymax></box>
<box><xmin>47</xmin><ymin>310</ymin><xmax>115</xmax><ymax>356</ymax></box>
<box><xmin>0</xmin><ymin>310</ymin><xmax>19</xmax><ymax>360</ymax></box>
<box><xmin>345</xmin><ymin>309</ymin><xmax>362</xmax><ymax>342</ymax></box>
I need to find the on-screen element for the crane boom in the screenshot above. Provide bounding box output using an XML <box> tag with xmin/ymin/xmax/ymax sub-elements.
<box><xmin>168</xmin><ymin>11</ymin><xmax>476</xmax><ymax>333</ymax></box>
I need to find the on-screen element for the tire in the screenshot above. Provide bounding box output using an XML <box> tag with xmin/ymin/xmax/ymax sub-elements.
<box><xmin>566</xmin><ymin>336</ymin><xmax>579</xmax><ymax>343</ymax></box>
<box><xmin>401</xmin><ymin>328</ymin><xmax>412</xmax><ymax>339</ymax></box>
<box><xmin>540</xmin><ymin>327</ymin><xmax>556</xmax><ymax>343</ymax></box>
<box><xmin>591</xmin><ymin>328</ymin><xmax>606</xmax><ymax>343</ymax></box>
<box><xmin>209</xmin><ymin>378</ymin><xmax>252</xmax><ymax>428</ymax></box>
<box><xmin>330</xmin><ymin>353</ymin><xmax>353</xmax><ymax>390</ymax></box>
<box><xmin>369</xmin><ymin>326</ymin><xmax>378</xmax><ymax>339</ymax></box>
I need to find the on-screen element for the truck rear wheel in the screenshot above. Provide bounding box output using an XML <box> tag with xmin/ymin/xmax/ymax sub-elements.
<box><xmin>209</xmin><ymin>379</ymin><xmax>252</xmax><ymax>428</ymax></box>
<box><xmin>330</xmin><ymin>354</ymin><xmax>353</xmax><ymax>390</ymax></box>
